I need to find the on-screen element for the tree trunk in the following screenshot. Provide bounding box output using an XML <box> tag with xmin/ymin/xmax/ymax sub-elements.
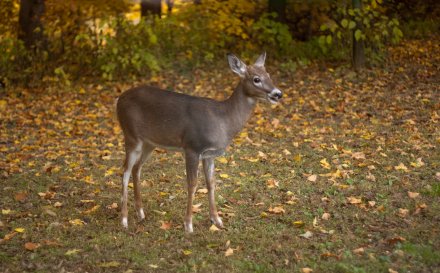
<box><xmin>18</xmin><ymin>0</ymin><xmax>46</xmax><ymax>50</ymax></box>
<box><xmin>268</xmin><ymin>0</ymin><xmax>286</xmax><ymax>22</ymax></box>
<box><xmin>352</xmin><ymin>0</ymin><xmax>365</xmax><ymax>71</ymax></box>
<box><xmin>141</xmin><ymin>0</ymin><xmax>162</xmax><ymax>18</ymax></box>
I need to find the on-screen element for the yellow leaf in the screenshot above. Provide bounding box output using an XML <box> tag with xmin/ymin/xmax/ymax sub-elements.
<box><xmin>219</xmin><ymin>173</ymin><xmax>229</xmax><ymax>179</ymax></box>
<box><xmin>69</xmin><ymin>219</ymin><xmax>85</xmax><ymax>226</ymax></box>
<box><xmin>82</xmin><ymin>205</ymin><xmax>100</xmax><ymax>214</ymax></box>
<box><xmin>209</xmin><ymin>224</ymin><xmax>220</xmax><ymax>232</ymax></box>
<box><xmin>301</xmin><ymin>268</ymin><xmax>313</xmax><ymax>273</ymax></box>
<box><xmin>104</xmin><ymin>169</ymin><xmax>114</xmax><ymax>177</ymax></box>
<box><xmin>2</xmin><ymin>209</ymin><xmax>12</xmax><ymax>215</ymax></box>
<box><xmin>65</xmin><ymin>249</ymin><xmax>81</xmax><ymax>256</ymax></box>
<box><xmin>394</xmin><ymin>163</ymin><xmax>408</xmax><ymax>172</ymax></box>
<box><xmin>98</xmin><ymin>261</ymin><xmax>120</xmax><ymax>268</ymax></box>
<box><xmin>410</xmin><ymin>158</ymin><xmax>425</xmax><ymax>168</ymax></box>
<box><xmin>182</xmin><ymin>250</ymin><xmax>192</xmax><ymax>256</ymax></box>
<box><xmin>320</xmin><ymin>158</ymin><xmax>331</xmax><ymax>169</ymax></box>
<box><xmin>293</xmin><ymin>221</ymin><xmax>305</xmax><ymax>228</ymax></box>
<box><xmin>0</xmin><ymin>99</ymin><xmax>6</xmax><ymax>110</ymax></box>
<box><xmin>14</xmin><ymin>228</ymin><xmax>25</xmax><ymax>233</ymax></box>
<box><xmin>148</xmin><ymin>264</ymin><xmax>159</xmax><ymax>269</ymax></box>
<box><xmin>217</xmin><ymin>157</ymin><xmax>228</xmax><ymax>164</ymax></box>
<box><xmin>293</xmin><ymin>154</ymin><xmax>302</xmax><ymax>163</ymax></box>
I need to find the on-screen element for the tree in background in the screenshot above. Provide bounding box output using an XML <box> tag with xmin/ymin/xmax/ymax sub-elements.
<box><xmin>352</xmin><ymin>0</ymin><xmax>365</xmax><ymax>71</ymax></box>
<box><xmin>141</xmin><ymin>0</ymin><xmax>162</xmax><ymax>18</ymax></box>
<box><xmin>268</xmin><ymin>0</ymin><xmax>286</xmax><ymax>22</ymax></box>
<box><xmin>18</xmin><ymin>0</ymin><xmax>46</xmax><ymax>50</ymax></box>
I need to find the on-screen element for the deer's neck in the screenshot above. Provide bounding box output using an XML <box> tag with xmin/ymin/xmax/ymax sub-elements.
<box><xmin>223</xmin><ymin>81</ymin><xmax>256</xmax><ymax>137</ymax></box>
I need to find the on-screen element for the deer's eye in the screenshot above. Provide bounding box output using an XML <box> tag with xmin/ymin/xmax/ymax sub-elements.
<box><xmin>253</xmin><ymin>77</ymin><xmax>261</xmax><ymax>84</ymax></box>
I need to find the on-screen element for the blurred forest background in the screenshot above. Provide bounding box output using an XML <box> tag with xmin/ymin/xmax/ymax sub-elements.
<box><xmin>0</xmin><ymin>0</ymin><xmax>439</xmax><ymax>86</ymax></box>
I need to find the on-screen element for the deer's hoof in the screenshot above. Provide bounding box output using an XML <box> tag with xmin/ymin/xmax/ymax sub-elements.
<box><xmin>122</xmin><ymin>217</ymin><xmax>128</xmax><ymax>228</ymax></box>
<box><xmin>137</xmin><ymin>208</ymin><xmax>145</xmax><ymax>220</ymax></box>
<box><xmin>211</xmin><ymin>217</ymin><xmax>224</xmax><ymax>228</ymax></box>
<box><xmin>184</xmin><ymin>221</ymin><xmax>194</xmax><ymax>233</ymax></box>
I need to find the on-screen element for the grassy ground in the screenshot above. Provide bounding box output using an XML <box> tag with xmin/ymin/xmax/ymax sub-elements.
<box><xmin>1</xmin><ymin>38</ymin><xmax>439</xmax><ymax>272</ymax></box>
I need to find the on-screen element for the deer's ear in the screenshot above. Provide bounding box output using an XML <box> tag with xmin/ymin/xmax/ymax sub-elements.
<box><xmin>227</xmin><ymin>53</ymin><xmax>247</xmax><ymax>77</ymax></box>
<box><xmin>254</xmin><ymin>52</ymin><xmax>266</xmax><ymax>67</ymax></box>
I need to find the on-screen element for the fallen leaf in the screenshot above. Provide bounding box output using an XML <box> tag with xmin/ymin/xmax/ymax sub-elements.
<box><xmin>65</xmin><ymin>249</ymin><xmax>81</xmax><ymax>256</ymax></box>
<box><xmin>407</xmin><ymin>191</ymin><xmax>419</xmax><ymax>199</ymax></box>
<box><xmin>14</xmin><ymin>227</ymin><xmax>25</xmax><ymax>233</ymax></box>
<box><xmin>1</xmin><ymin>232</ymin><xmax>17</xmax><ymax>241</ymax></box>
<box><xmin>99</xmin><ymin>261</ymin><xmax>120</xmax><ymax>268</ymax></box>
<box><xmin>347</xmin><ymin>196</ymin><xmax>362</xmax><ymax>204</ymax></box>
<box><xmin>217</xmin><ymin>157</ymin><xmax>228</xmax><ymax>164</ymax></box>
<box><xmin>2</xmin><ymin>209</ymin><xmax>13</xmax><ymax>215</ymax></box>
<box><xmin>389</xmin><ymin>269</ymin><xmax>399</xmax><ymax>273</ymax></box>
<box><xmin>394</xmin><ymin>163</ymin><xmax>408</xmax><ymax>172</ymax></box>
<box><xmin>299</xmin><ymin>231</ymin><xmax>313</xmax><ymax>239</ymax></box>
<box><xmin>53</xmin><ymin>201</ymin><xmax>63</xmax><ymax>207</ymax></box>
<box><xmin>69</xmin><ymin>219</ymin><xmax>85</xmax><ymax>226</ymax></box>
<box><xmin>24</xmin><ymin>242</ymin><xmax>40</xmax><ymax>251</ymax></box>
<box><xmin>387</xmin><ymin>236</ymin><xmax>406</xmax><ymax>246</ymax></box>
<box><xmin>160</xmin><ymin>221</ymin><xmax>171</xmax><ymax>230</ymax></box>
<box><xmin>410</xmin><ymin>158</ymin><xmax>425</xmax><ymax>168</ymax></box>
<box><xmin>320</xmin><ymin>158</ymin><xmax>331</xmax><ymax>169</ymax></box>
<box><xmin>107</xmin><ymin>203</ymin><xmax>118</xmax><ymax>209</ymax></box>
<box><xmin>14</xmin><ymin>192</ymin><xmax>28</xmax><ymax>202</ymax></box>
<box><xmin>301</xmin><ymin>268</ymin><xmax>313</xmax><ymax>273</ymax></box>
<box><xmin>307</xmin><ymin>174</ymin><xmax>317</xmax><ymax>182</ymax></box>
<box><xmin>321</xmin><ymin>213</ymin><xmax>331</xmax><ymax>220</ymax></box>
<box><xmin>368</xmin><ymin>201</ymin><xmax>376</xmax><ymax>207</ymax></box>
<box><xmin>266</xmin><ymin>178</ymin><xmax>279</xmax><ymax>188</ymax></box>
<box><xmin>197</xmin><ymin>188</ymin><xmax>208</xmax><ymax>194</ymax></box>
<box><xmin>148</xmin><ymin>264</ymin><xmax>159</xmax><ymax>269</ymax></box>
<box><xmin>219</xmin><ymin>173</ymin><xmax>229</xmax><ymax>179</ymax></box>
<box><xmin>366</xmin><ymin>172</ymin><xmax>376</xmax><ymax>182</ymax></box>
<box><xmin>192</xmin><ymin>203</ymin><xmax>202</xmax><ymax>213</ymax></box>
<box><xmin>182</xmin><ymin>249</ymin><xmax>192</xmax><ymax>256</ymax></box>
<box><xmin>82</xmin><ymin>205</ymin><xmax>100</xmax><ymax>214</ymax></box>
<box><xmin>353</xmin><ymin>247</ymin><xmax>365</xmax><ymax>255</ymax></box>
<box><xmin>225</xmin><ymin>247</ymin><xmax>234</xmax><ymax>257</ymax></box>
<box><xmin>398</xmin><ymin>208</ymin><xmax>409</xmax><ymax>218</ymax></box>
<box><xmin>293</xmin><ymin>221</ymin><xmax>305</xmax><ymax>228</ymax></box>
<box><xmin>268</xmin><ymin>206</ymin><xmax>285</xmax><ymax>214</ymax></box>
<box><xmin>352</xmin><ymin>152</ymin><xmax>366</xmax><ymax>160</ymax></box>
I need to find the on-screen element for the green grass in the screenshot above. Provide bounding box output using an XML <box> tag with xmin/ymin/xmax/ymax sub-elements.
<box><xmin>1</xmin><ymin>37</ymin><xmax>440</xmax><ymax>272</ymax></box>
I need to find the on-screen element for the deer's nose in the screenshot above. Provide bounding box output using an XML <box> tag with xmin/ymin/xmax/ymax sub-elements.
<box><xmin>271</xmin><ymin>88</ymin><xmax>283</xmax><ymax>99</ymax></box>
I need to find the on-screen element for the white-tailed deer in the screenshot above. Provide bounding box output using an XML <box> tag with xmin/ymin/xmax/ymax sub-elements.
<box><xmin>116</xmin><ymin>53</ymin><xmax>282</xmax><ymax>232</ymax></box>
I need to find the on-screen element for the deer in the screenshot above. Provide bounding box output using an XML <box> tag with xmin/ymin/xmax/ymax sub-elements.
<box><xmin>116</xmin><ymin>52</ymin><xmax>282</xmax><ymax>233</ymax></box>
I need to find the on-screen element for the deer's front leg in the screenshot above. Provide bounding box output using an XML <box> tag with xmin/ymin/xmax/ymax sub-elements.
<box><xmin>184</xmin><ymin>150</ymin><xmax>200</xmax><ymax>233</ymax></box>
<box><xmin>203</xmin><ymin>157</ymin><xmax>223</xmax><ymax>228</ymax></box>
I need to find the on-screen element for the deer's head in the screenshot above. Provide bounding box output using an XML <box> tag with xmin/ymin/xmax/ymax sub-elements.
<box><xmin>227</xmin><ymin>52</ymin><xmax>282</xmax><ymax>104</ymax></box>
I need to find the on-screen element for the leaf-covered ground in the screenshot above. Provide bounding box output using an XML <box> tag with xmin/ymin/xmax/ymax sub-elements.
<box><xmin>1</xmin><ymin>38</ymin><xmax>439</xmax><ymax>272</ymax></box>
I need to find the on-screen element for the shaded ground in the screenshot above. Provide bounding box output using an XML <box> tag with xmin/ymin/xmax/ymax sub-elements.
<box><xmin>1</xmin><ymin>38</ymin><xmax>439</xmax><ymax>272</ymax></box>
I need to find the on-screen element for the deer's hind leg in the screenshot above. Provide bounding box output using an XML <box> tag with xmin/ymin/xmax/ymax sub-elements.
<box><xmin>131</xmin><ymin>143</ymin><xmax>154</xmax><ymax>221</ymax></box>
